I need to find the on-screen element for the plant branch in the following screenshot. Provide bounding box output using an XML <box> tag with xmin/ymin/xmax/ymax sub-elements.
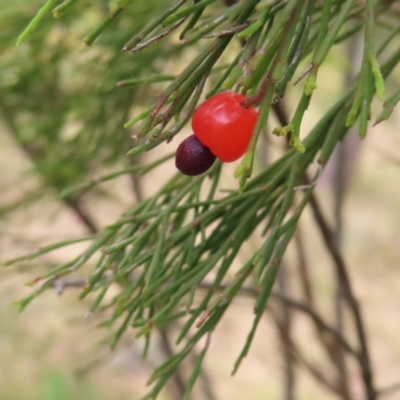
<box><xmin>0</xmin><ymin>101</ymin><xmax>99</xmax><ymax>234</ymax></box>
<box><xmin>65</xmin><ymin>198</ymin><xmax>99</xmax><ymax>234</ymax></box>
<box><xmin>308</xmin><ymin>192</ymin><xmax>376</xmax><ymax>400</ymax></box>
<box><xmin>272</xmin><ymin>98</ymin><xmax>356</xmax><ymax>395</ymax></box>
<box><xmin>53</xmin><ymin>277</ymin><xmax>87</xmax><ymax>295</ymax></box>
<box><xmin>276</xmin><ymin>265</ymin><xmax>296</xmax><ymax>400</ymax></box>
<box><xmin>159</xmin><ymin>329</ymin><xmax>188</xmax><ymax>400</ymax></box>
<box><xmin>198</xmin><ymin>281</ymin><xmax>357</xmax><ymax>357</ymax></box>
<box><xmin>270</xmin><ymin>306</ymin><xmax>341</xmax><ymax>396</ymax></box>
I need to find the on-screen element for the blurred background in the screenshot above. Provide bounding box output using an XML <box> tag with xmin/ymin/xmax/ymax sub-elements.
<box><xmin>1</xmin><ymin>1</ymin><xmax>400</xmax><ymax>399</ymax></box>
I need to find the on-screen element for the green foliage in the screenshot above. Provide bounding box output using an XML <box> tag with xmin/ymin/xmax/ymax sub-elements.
<box><xmin>3</xmin><ymin>0</ymin><xmax>400</xmax><ymax>399</ymax></box>
<box><xmin>0</xmin><ymin>0</ymin><xmax>179</xmax><ymax>213</ymax></box>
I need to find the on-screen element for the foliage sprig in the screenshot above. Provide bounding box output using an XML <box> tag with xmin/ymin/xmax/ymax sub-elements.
<box><xmin>7</xmin><ymin>0</ymin><xmax>400</xmax><ymax>398</ymax></box>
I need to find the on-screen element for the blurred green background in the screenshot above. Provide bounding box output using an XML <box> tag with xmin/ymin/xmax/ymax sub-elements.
<box><xmin>1</xmin><ymin>1</ymin><xmax>400</xmax><ymax>400</ymax></box>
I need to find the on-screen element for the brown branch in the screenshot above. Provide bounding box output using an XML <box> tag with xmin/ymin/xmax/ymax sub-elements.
<box><xmin>272</xmin><ymin>99</ymin><xmax>290</xmax><ymax>127</ymax></box>
<box><xmin>188</xmin><ymin>341</ymin><xmax>218</xmax><ymax>400</ymax></box>
<box><xmin>161</xmin><ymin>327</ymin><xmax>217</xmax><ymax>400</ymax></box>
<box><xmin>296</xmin><ymin>224</ymin><xmax>354</xmax><ymax>399</ymax></box>
<box><xmin>159</xmin><ymin>329</ymin><xmax>188</xmax><ymax>400</ymax></box>
<box><xmin>272</xmin><ymin>99</ymin><xmax>358</xmax><ymax>397</ymax></box>
<box><xmin>0</xmin><ymin>101</ymin><xmax>99</xmax><ymax>234</ymax></box>
<box><xmin>65</xmin><ymin>197</ymin><xmax>99</xmax><ymax>234</ymax></box>
<box><xmin>331</xmin><ymin>34</ymin><xmax>362</xmax><ymax>400</ymax></box>
<box><xmin>276</xmin><ymin>265</ymin><xmax>296</xmax><ymax>400</ymax></box>
<box><xmin>270</xmin><ymin>306</ymin><xmax>341</xmax><ymax>396</ymax></box>
<box><xmin>198</xmin><ymin>281</ymin><xmax>358</xmax><ymax>357</ymax></box>
<box><xmin>52</xmin><ymin>276</ymin><xmax>217</xmax><ymax>400</ymax></box>
<box><xmin>271</xmin><ymin>292</ymin><xmax>357</xmax><ymax>357</ymax></box>
<box><xmin>54</xmin><ymin>276</ymin><xmax>360</xmax><ymax>397</ymax></box>
<box><xmin>333</xmin><ymin>269</ymin><xmax>353</xmax><ymax>400</ymax></box>
<box><xmin>293</xmin><ymin>228</ymin><xmax>314</xmax><ymax>307</ymax></box>
<box><xmin>294</xmin><ymin>348</ymin><xmax>341</xmax><ymax>396</ymax></box>
<box><xmin>309</xmin><ymin>193</ymin><xmax>376</xmax><ymax>400</ymax></box>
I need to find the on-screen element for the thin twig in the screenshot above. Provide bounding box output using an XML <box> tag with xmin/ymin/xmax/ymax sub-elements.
<box><xmin>329</xmin><ymin>34</ymin><xmax>361</xmax><ymax>400</ymax></box>
<box><xmin>198</xmin><ymin>282</ymin><xmax>358</xmax><ymax>357</ymax></box>
<box><xmin>188</xmin><ymin>346</ymin><xmax>218</xmax><ymax>400</ymax></box>
<box><xmin>294</xmin><ymin>348</ymin><xmax>341</xmax><ymax>395</ymax></box>
<box><xmin>276</xmin><ymin>265</ymin><xmax>296</xmax><ymax>400</ymax></box>
<box><xmin>331</xmin><ymin>47</ymin><xmax>354</xmax><ymax>399</ymax></box>
<box><xmin>270</xmin><ymin>306</ymin><xmax>341</xmax><ymax>396</ymax></box>
<box><xmin>0</xmin><ymin>100</ymin><xmax>99</xmax><ymax>234</ymax></box>
<box><xmin>309</xmin><ymin>192</ymin><xmax>376</xmax><ymax>400</ymax></box>
<box><xmin>51</xmin><ymin>276</ymin><xmax>217</xmax><ymax>399</ymax></box>
<box><xmin>131</xmin><ymin>20</ymin><xmax>185</xmax><ymax>53</ymax></box>
<box><xmin>269</xmin><ymin>293</ymin><xmax>357</xmax><ymax>357</ymax></box>
<box><xmin>54</xmin><ymin>276</ymin><xmax>358</xmax><ymax>359</ymax></box>
<box><xmin>293</xmin><ymin>228</ymin><xmax>314</xmax><ymax>306</ymax></box>
<box><xmin>203</xmin><ymin>22</ymin><xmax>249</xmax><ymax>38</ymax></box>
<box><xmin>159</xmin><ymin>329</ymin><xmax>188</xmax><ymax>400</ymax></box>
<box><xmin>53</xmin><ymin>277</ymin><xmax>87</xmax><ymax>295</ymax></box>
<box><xmin>243</xmin><ymin>9</ymin><xmax>298</xmax><ymax>108</ymax></box>
<box><xmin>272</xmin><ymin>96</ymin><xmax>358</xmax><ymax>399</ymax></box>
<box><xmin>65</xmin><ymin>197</ymin><xmax>99</xmax><ymax>234</ymax></box>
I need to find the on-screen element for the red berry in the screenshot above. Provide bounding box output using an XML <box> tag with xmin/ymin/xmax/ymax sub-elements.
<box><xmin>175</xmin><ymin>135</ymin><xmax>216</xmax><ymax>176</ymax></box>
<box><xmin>191</xmin><ymin>91</ymin><xmax>258</xmax><ymax>162</ymax></box>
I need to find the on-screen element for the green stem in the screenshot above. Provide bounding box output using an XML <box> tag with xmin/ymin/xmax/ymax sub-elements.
<box><xmin>16</xmin><ymin>0</ymin><xmax>58</xmax><ymax>46</ymax></box>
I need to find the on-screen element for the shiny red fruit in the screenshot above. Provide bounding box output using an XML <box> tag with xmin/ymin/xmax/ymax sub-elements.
<box><xmin>175</xmin><ymin>135</ymin><xmax>216</xmax><ymax>176</ymax></box>
<box><xmin>191</xmin><ymin>91</ymin><xmax>258</xmax><ymax>162</ymax></box>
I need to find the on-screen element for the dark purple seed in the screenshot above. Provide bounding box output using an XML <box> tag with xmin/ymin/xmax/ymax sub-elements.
<box><xmin>175</xmin><ymin>135</ymin><xmax>216</xmax><ymax>176</ymax></box>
